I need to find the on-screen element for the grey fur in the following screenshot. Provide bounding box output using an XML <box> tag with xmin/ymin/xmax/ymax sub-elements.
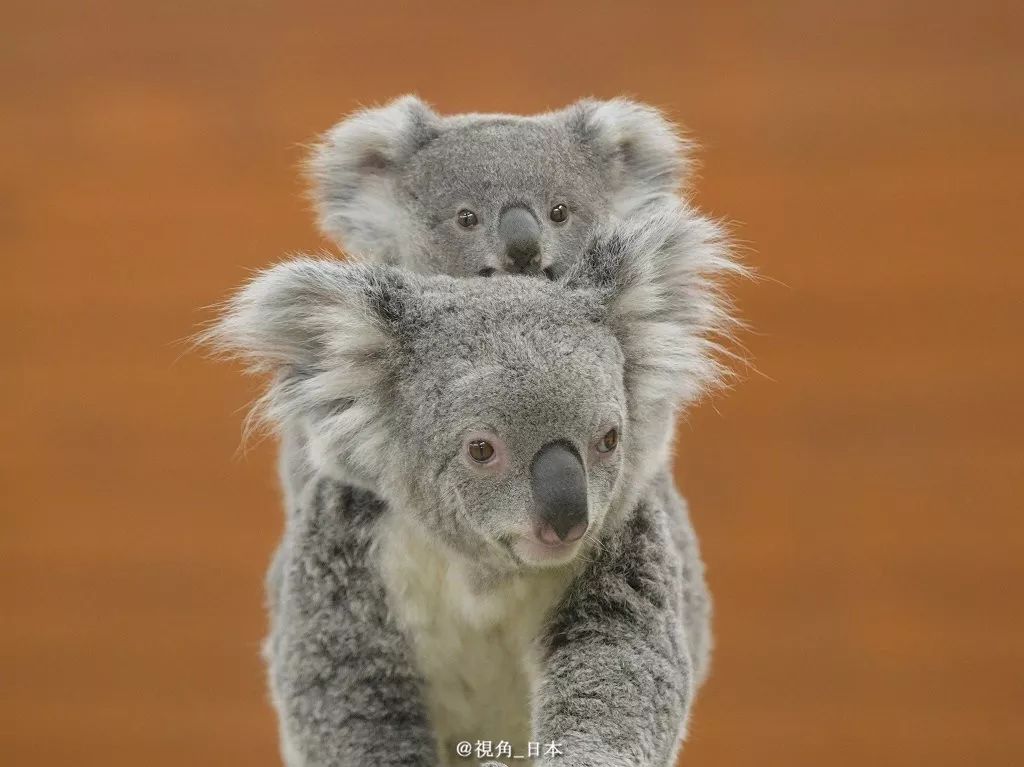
<box><xmin>207</xmin><ymin>203</ymin><xmax>737</xmax><ymax>766</ymax></box>
<box><xmin>264</xmin><ymin>480</ymin><xmax>437</xmax><ymax>766</ymax></box>
<box><xmin>306</xmin><ymin>96</ymin><xmax>718</xmax><ymax>710</ymax></box>
<box><xmin>306</xmin><ymin>95</ymin><xmax>690</xmax><ymax>277</ymax></box>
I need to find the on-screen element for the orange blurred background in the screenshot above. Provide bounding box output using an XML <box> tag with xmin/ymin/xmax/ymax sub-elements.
<box><xmin>3</xmin><ymin>2</ymin><xmax>1022</xmax><ymax>765</ymax></box>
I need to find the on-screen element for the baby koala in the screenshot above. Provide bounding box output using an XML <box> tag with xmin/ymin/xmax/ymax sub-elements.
<box><xmin>307</xmin><ymin>95</ymin><xmax>688</xmax><ymax>277</ymax></box>
<box><xmin>209</xmin><ymin>203</ymin><xmax>737</xmax><ymax>767</ymax></box>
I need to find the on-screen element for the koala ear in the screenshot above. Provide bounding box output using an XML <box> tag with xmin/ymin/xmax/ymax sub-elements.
<box><xmin>203</xmin><ymin>258</ymin><xmax>413</xmax><ymax>486</ymax></box>
<box><xmin>306</xmin><ymin>95</ymin><xmax>441</xmax><ymax>259</ymax></box>
<box><xmin>568</xmin><ymin>98</ymin><xmax>691</xmax><ymax>216</ymax></box>
<box><xmin>564</xmin><ymin>202</ymin><xmax>742</xmax><ymax>412</ymax></box>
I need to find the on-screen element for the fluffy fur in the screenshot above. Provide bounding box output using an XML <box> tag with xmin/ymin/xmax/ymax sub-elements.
<box><xmin>306</xmin><ymin>95</ymin><xmax>691</xmax><ymax>276</ymax></box>
<box><xmin>207</xmin><ymin>203</ymin><xmax>737</xmax><ymax>766</ymax></box>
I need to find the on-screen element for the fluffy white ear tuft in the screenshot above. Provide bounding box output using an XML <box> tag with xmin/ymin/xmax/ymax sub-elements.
<box><xmin>306</xmin><ymin>95</ymin><xmax>441</xmax><ymax>260</ymax></box>
<box><xmin>201</xmin><ymin>258</ymin><xmax>411</xmax><ymax>487</ymax></box>
<box><xmin>570</xmin><ymin>98</ymin><xmax>691</xmax><ymax>217</ymax></box>
<box><xmin>564</xmin><ymin>201</ymin><xmax>744</xmax><ymax>415</ymax></box>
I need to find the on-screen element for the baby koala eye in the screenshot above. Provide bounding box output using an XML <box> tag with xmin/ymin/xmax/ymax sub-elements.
<box><xmin>467</xmin><ymin>439</ymin><xmax>495</xmax><ymax>463</ymax></box>
<box><xmin>549</xmin><ymin>203</ymin><xmax>568</xmax><ymax>223</ymax></box>
<box><xmin>457</xmin><ymin>209</ymin><xmax>479</xmax><ymax>228</ymax></box>
<box><xmin>596</xmin><ymin>428</ymin><xmax>618</xmax><ymax>453</ymax></box>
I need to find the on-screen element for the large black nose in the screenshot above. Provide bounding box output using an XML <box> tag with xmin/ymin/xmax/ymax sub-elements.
<box><xmin>530</xmin><ymin>440</ymin><xmax>588</xmax><ymax>543</ymax></box>
<box><xmin>497</xmin><ymin>206</ymin><xmax>541</xmax><ymax>272</ymax></box>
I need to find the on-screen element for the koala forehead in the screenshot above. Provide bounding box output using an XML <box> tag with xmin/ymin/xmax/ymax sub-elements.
<box><xmin>399</xmin><ymin>118</ymin><xmax>607</xmax><ymax>211</ymax></box>
<box><xmin>391</xmin><ymin>278</ymin><xmax>624</xmax><ymax>441</ymax></box>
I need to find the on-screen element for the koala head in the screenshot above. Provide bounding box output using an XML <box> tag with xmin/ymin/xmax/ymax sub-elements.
<box><xmin>209</xmin><ymin>204</ymin><xmax>735</xmax><ymax>573</ymax></box>
<box><xmin>307</xmin><ymin>95</ymin><xmax>690</xmax><ymax>279</ymax></box>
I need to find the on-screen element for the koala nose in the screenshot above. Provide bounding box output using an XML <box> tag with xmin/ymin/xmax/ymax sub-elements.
<box><xmin>497</xmin><ymin>206</ymin><xmax>541</xmax><ymax>272</ymax></box>
<box><xmin>530</xmin><ymin>440</ymin><xmax>588</xmax><ymax>544</ymax></box>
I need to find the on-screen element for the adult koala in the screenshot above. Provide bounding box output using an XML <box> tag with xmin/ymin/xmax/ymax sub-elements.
<box><xmin>208</xmin><ymin>204</ymin><xmax>738</xmax><ymax>767</ymax></box>
<box><xmin>303</xmin><ymin>97</ymin><xmax>718</xmax><ymax>696</ymax></box>
<box><xmin>306</xmin><ymin>95</ymin><xmax>689</xmax><ymax>277</ymax></box>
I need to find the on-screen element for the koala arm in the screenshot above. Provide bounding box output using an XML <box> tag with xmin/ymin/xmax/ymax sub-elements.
<box><xmin>534</xmin><ymin>495</ymin><xmax>694</xmax><ymax>767</ymax></box>
<box><xmin>653</xmin><ymin>469</ymin><xmax>713</xmax><ymax>691</ymax></box>
<box><xmin>266</xmin><ymin>477</ymin><xmax>437</xmax><ymax>767</ymax></box>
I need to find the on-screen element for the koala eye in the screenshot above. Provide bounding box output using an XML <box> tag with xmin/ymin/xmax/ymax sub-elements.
<box><xmin>468</xmin><ymin>439</ymin><xmax>495</xmax><ymax>463</ymax></box>
<box><xmin>597</xmin><ymin>428</ymin><xmax>618</xmax><ymax>453</ymax></box>
<box><xmin>549</xmin><ymin>203</ymin><xmax>568</xmax><ymax>223</ymax></box>
<box><xmin>457</xmin><ymin>209</ymin><xmax>479</xmax><ymax>228</ymax></box>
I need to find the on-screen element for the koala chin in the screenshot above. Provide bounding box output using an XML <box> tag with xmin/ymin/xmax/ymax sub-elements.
<box><xmin>306</xmin><ymin>95</ymin><xmax>690</xmax><ymax>279</ymax></box>
<box><xmin>208</xmin><ymin>203</ymin><xmax>739</xmax><ymax>767</ymax></box>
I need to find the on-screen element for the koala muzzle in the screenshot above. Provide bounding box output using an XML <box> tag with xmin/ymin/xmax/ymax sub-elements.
<box><xmin>497</xmin><ymin>206</ymin><xmax>541</xmax><ymax>272</ymax></box>
<box><xmin>530</xmin><ymin>440</ymin><xmax>588</xmax><ymax>544</ymax></box>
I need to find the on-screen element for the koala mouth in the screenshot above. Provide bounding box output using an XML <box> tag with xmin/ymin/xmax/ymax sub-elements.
<box><xmin>513</xmin><ymin>533</ymin><xmax>585</xmax><ymax>567</ymax></box>
<box><xmin>492</xmin><ymin>530</ymin><xmax>583</xmax><ymax>569</ymax></box>
<box><xmin>477</xmin><ymin>265</ymin><xmax>555</xmax><ymax>280</ymax></box>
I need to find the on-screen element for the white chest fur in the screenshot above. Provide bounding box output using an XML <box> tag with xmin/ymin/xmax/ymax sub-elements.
<box><xmin>375</xmin><ymin>513</ymin><xmax>574</xmax><ymax>766</ymax></box>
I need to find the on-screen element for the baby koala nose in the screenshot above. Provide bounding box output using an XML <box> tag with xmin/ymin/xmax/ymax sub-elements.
<box><xmin>530</xmin><ymin>440</ymin><xmax>589</xmax><ymax>545</ymax></box>
<box><xmin>497</xmin><ymin>206</ymin><xmax>541</xmax><ymax>273</ymax></box>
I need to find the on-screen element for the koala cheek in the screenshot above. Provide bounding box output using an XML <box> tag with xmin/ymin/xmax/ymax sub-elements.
<box><xmin>304</xmin><ymin>428</ymin><xmax>358</xmax><ymax>487</ymax></box>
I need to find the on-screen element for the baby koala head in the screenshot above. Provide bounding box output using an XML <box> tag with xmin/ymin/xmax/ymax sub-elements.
<box><xmin>209</xmin><ymin>204</ymin><xmax>735</xmax><ymax>572</ymax></box>
<box><xmin>307</xmin><ymin>95</ymin><xmax>689</xmax><ymax>279</ymax></box>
